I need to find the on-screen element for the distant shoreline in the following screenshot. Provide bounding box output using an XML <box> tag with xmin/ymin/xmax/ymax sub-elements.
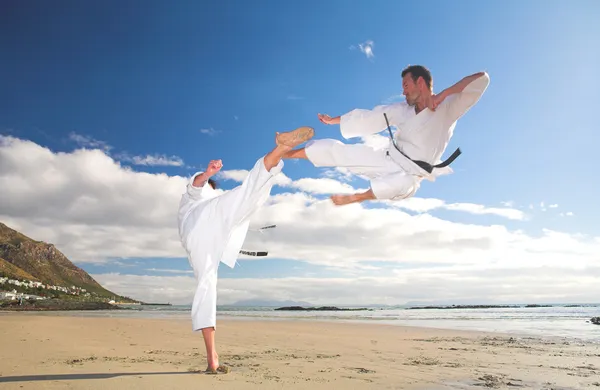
<box><xmin>0</xmin><ymin>299</ymin><xmax>123</xmax><ymax>311</ymax></box>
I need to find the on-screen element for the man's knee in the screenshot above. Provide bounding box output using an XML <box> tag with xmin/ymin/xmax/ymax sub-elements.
<box><xmin>305</xmin><ymin>139</ymin><xmax>345</xmax><ymax>167</ymax></box>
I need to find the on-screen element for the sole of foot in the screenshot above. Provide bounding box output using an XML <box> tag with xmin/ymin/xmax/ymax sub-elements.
<box><xmin>276</xmin><ymin>126</ymin><xmax>314</xmax><ymax>148</ymax></box>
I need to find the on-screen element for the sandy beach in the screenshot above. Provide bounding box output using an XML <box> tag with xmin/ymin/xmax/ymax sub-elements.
<box><xmin>0</xmin><ymin>313</ymin><xmax>598</xmax><ymax>389</ymax></box>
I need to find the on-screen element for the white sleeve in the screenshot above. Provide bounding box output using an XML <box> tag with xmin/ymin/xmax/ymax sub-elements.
<box><xmin>339</xmin><ymin>102</ymin><xmax>410</xmax><ymax>139</ymax></box>
<box><xmin>442</xmin><ymin>72</ymin><xmax>490</xmax><ymax>123</ymax></box>
<box><xmin>186</xmin><ymin>172</ymin><xmax>214</xmax><ymax>201</ymax></box>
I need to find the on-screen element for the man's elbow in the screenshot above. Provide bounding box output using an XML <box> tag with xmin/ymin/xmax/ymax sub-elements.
<box><xmin>475</xmin><ymin>71</ymin><xmax>490</xmax><ymax>90</ymax></box>
<box><xmin>461</xmin><ymin>72</ymin><xmax>490</xmax><ymax>101</ymax></box>
<box><xmin>445</xmin><ymin>73</ymin><xmax>490</xmax><ymax>119</ymax></box>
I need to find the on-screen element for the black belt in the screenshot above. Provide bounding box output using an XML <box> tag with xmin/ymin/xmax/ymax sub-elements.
<box><xmin>383</xmin><ymin>113</ymin><xmax>461</xmax><ymax>174</ymax></box>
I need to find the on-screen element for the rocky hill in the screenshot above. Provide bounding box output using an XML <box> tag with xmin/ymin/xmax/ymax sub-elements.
<box><xmin>0</xmin><ymin>257</ymin><xmax>38</xmax><ymax>281</ymax></box>
<box><xmin>0</xmin><ymin>222</ymin><xmax>136</xmax><ymax>302</ymax></box>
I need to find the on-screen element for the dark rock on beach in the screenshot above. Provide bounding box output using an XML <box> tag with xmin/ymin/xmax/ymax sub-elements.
<box><xmin>590</xmin><ymin>317</ymin><xmax>600</xmax><ymax>325</ymax></box>
<box><xmin>275</xmin><ymin>306</ymin><xmax>369</xmax><ymax>311</ymax></box>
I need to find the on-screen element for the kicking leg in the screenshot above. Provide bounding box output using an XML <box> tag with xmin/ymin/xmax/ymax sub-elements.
<box><xmin>216</xmin><ymin>126</ymin><xmax>314</xmax><ymax>226</ymax></box>
<box><xmin>282</xmin><ymin>147</ymin><xmax>308</xmax><ymax>160</ymax></box>
<box><xmin>284</xmin><ymin>139</ymin><xmax>387</xmax><ymax>170</ymax></box>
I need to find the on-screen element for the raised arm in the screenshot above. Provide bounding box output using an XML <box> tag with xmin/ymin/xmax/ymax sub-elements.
<box><xmin>436</xmin><ymin>71</ymin><xmax>490</xmax><ymax>121</ymax></box>
<box><xmin>187</xmin><ymin>160</ymin><xmax>222</xmax><ymax>200</ymax></box>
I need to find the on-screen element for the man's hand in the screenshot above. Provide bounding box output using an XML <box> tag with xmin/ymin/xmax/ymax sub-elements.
<box><xmin>206</xmin><ymin>159</ymin><xmax>223</xmax><ymax>176</ymax></box>
<box><xmin>317</xmin><ymin>113</ymin><xmax>340</xmax><ymax>125</ymax></box>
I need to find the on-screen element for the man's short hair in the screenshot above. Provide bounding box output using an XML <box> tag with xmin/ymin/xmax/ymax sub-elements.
<box><xmin>401</xmin><ymin>65</ymin><xmax>433</xmax><ymax>91</ymax></box>
<box><xmin>208</xmin><ymin>178</ymin><xmax>217</xmax><ymax>189</ymax></box>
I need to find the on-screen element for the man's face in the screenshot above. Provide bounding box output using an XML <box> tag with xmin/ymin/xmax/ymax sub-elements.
<box><xmin>402</xmin><ymin>73</ymin><xmax>420</xmax><ymax>106</ymax></box>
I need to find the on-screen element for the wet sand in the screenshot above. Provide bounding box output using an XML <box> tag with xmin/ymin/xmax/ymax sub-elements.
<box><xmin>0</xmin><ymin>313</ymin><xmax>598</xmax><ymax>389</ymax></box>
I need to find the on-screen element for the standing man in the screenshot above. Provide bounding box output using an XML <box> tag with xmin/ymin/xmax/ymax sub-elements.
<box><xmin>283</xmin><ymin>65</ymin><xmax>490</xmax><ymax>206</ymax></box>
<box><xmin>177</xmin><ymin>126</ymin><xmax>314</xmax><ymax>374</ymax></box>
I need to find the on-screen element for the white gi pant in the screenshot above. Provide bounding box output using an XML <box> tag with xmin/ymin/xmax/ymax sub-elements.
<box><xmin>179</xmin><ymin>156</ymin><xmax>283</xmax><ymax>331</ymax></box>
<box><xmin>304</xmin><ymin>139</ymin><xmax>422</xmax><ymax>200</ymax></box>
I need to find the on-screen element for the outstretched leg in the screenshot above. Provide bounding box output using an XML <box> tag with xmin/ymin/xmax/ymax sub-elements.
<box><xmin>283</xmin><ymin>139</ymin><xmax>386</xmax><ymax>171</ymax></box>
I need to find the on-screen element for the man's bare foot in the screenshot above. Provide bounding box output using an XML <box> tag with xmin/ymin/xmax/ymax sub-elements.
<box><xmin>330</xmin><ymin>194</ymin><xmax>358</xmax><ymax>206</ymax></box>
<box><xmin>205</xmin><ymin>352</ymin><xmax>230</xmax><ymax>374</ymax></box>
<box><xmin>207</xmin><ymin>352</ymin><xmax>219</xmax><ymax>371</ymax></box>
<box><xmin>276</xmin><ymin>126</ymin><xmax>314</xmax><ymax>149</ymax></box>
<box><xmin>205</xmin><ymin>365</ymin><xmax>230</xmax><ymax>375</ymax></box>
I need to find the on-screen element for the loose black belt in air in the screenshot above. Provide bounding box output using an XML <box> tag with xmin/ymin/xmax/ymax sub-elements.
<box><xmin>384</xmin><ymin>112</ymin><xmax>461</xmax><ymax>174</ymax></box>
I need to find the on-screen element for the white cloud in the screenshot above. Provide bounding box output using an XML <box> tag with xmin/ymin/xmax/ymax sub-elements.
<box><xmin>1</xmin><ymin>135</ymin><xmax>597</xmax><ymax>305</ymax></box>
<box><xmin>218</xmin><ymin>169</ymin><xmax>292</xmax><ymax>187</ymax></box>
<box><xmin>200</xmin><ymin>128</ymin><xmax>220</xmax><ymax>136</ymax></box>
<box><xmin>359</xmin><ymin>40</ymin><xmax>374</xmax><ymax>59</ymax></box>
<box><xmin>382</xmin><ymin>198</ymin><xmax>527</xmax><ymax>220</ymax></box>
<box><xmin>290</xmin><ymin>177</ymin><xmax>361</xmax><ymax>195</ymax></box>
<box><xmin>443</xmin><ymin>203</ymin><xmax>526</xmax><ymax>220</ymax></box>
<box><xmin>321</xmin><ymin>168</ymin><xmax>354</xmax><ymax>183</ymax></box>
<box><xmin>117</xmin><ymin>153</ymin><xmax>184</xmax><ymax>167</ymax></box>
<box><xmin>349</xmin><ymin>40</ymin><xmax>374</xmax><ymax>59</ymax></box>
<box><xmin>218</xmin><ymin>169</ymin><xmax>252</xmax><ymax>183</ymax></box>
<box><xmin>68</xmin><ymin>132</ymin><xmax>112</xmax><ymax>152</ymax></box>
<box><xmin>0</xmin><ymin>135</ymin><xmax>188</xmax><ymax>262</ymax></box>
<box><xmin>92</xmin><ymin>263</ymin><xmax>600</xmax><ymax>306</ymax></box>
<box><xmin>68</xmin><ymin>132</ymin><xmax>184</xmax><ymax>167</ymax></box>
<box><xmin>145</xmin><ymin>268</ymin><xmax>194</xmax><ymax>275</ymax></box>
<box><xmin>389</xmin><ymin>197</ymin><xmax>446</xmax><ymax>213</ymax></box>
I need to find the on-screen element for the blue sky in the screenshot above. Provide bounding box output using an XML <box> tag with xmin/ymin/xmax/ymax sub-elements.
<box><xmin>1</xmin><ymin>1</ymin><xmax>599</xmax><ymax>305</ymax></box>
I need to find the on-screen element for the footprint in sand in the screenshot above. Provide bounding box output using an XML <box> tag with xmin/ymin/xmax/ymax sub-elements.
<box><xmin>346</xmin><ymin>367</ymin><xmax>376</xmax><ymax>374</ymax></box>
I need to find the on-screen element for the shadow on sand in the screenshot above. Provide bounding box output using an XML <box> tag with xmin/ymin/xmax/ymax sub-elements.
<box><xmin>0</xmin><ymin>371</ymin><xmax>199</xmax><ymax>383</ymax></box>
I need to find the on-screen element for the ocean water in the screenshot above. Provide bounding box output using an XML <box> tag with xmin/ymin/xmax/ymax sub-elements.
<box><xmin>10</xmin><ymin>303</ymin><xmax>599</xmax><ymax>343</ymax></box>
<box><xmin>217</xmin><ymin>304</ymin><xmax>600</xmax><ymax>343</ymax></box>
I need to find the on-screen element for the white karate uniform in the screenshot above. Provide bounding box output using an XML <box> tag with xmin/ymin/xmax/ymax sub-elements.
<box><xmin>305</xmin><ymin>72</ymin><xmax>490</xmax><ymax>200</ymax></box>
<box><xmin>177</xmin><ymin>156</ymin><xmax>283</xmax><ymax>331</ymax></box>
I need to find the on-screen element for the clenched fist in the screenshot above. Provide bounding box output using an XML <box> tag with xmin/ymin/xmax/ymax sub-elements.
<box><xmin>206</xmin><ymin>159</ymin><xmax>223</xmax><ymax>176</ymax></box>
